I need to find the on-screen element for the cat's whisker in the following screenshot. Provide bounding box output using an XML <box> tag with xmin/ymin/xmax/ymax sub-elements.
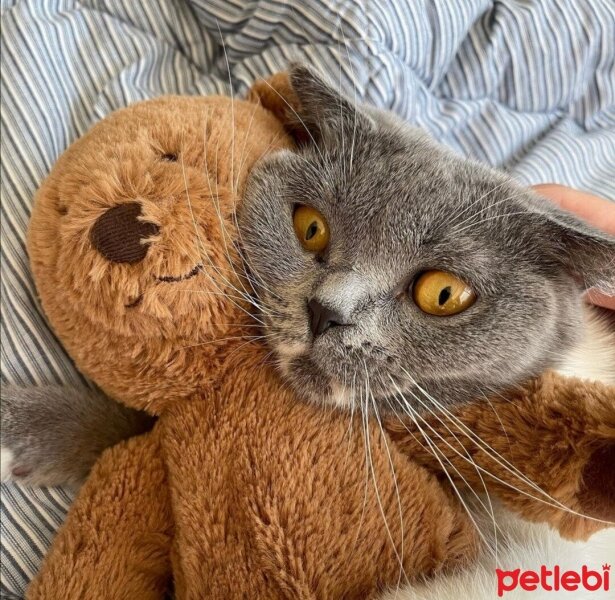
<box><xmin>199</xmin><ymin>108</ymin><xmax>256</xmax><ymax>306</ymax></box>
<box><xmin>447</xmin><ymin>179</ymin><xmax>511</xmax><ymax>227</ymax></box>
<box><xmin>370</xmin><ymin>375</ymin><xmax>409</xmax><ymax>588</ymax></box>
<box><xmin>382</xmin><ymin>395</ymin><xmax>455</xmax><ymax>514</ymax></box>
<box><xmin>218</xmin><ymin>22</ymin><xmax>235</xmax><ymax>199</ymax></box>
<box><xmin>177</xmin><ymin>288</ymin><xmax>256</xmax><ymax>302</ymax></box>
<box><xmin>480</xmin><ymin>390</ymin><xmax>512</xmax><ymax>450</ymax></box>
<box><xmin>234</xmin><ymin>102</ymin><xmax>259</xmax><ymax>196</ymax></box>
<box><xmin>232</xmin><ymin>332</ymin><xmax>282</xmax><ymax>363</ymax></box>
<box><xmin>222</xmin><ymin>337</ymin><xmax>267</xmax><ymax>363</ymax></box>
<box><xmin>454</xmin><ymin>210</ymin><xmax>541</xmax><ymax>235</ymax></box>
<box><xmin>204</xmin><ymin>141</ymin><xmax>260</xmax><ymax>308</ymax></box>
<box><xmin>180</xmin><ymin>283</ymin><xmax>281</xmax><ymax>324</ymax></box>
<box><xmin>177</xmin><ymin>318</ymin><xmax>265</xmax><ymax>329</ymax></box>
<box><xmin>391</xmin><ymin>402</ymin><xmax>497</xmax><ymax>560</ymax></box>
<box><xmin>336</xmin><ymin>57</ymin><xmax>347</xmax><ymax>191</ymax></box>
<box><xmin>340</xmin><ymin>366</ymin><xmax>356</xmax><ymax>474</ymax></box>
<box><xmin>362</xmin><ymin>363</ymin><xmax>407</xmax><ymax>577</ymax></box>
<box><xmin>388</xmin><ymin>378</ymin><xmax>499</xmax><ymax>560</ymax></box>
<box><xmin>450</xmin><ymin>190</ymin><xmax>535</xmax><ymax>232</ymax></box>
<box><xmin>177</xmin><ymin>120</ymin><xmax>265</xmax><ymax>324</ymax></box>
<box><xmin>177</xmin><ymin>134</ymin><xmax>263</xmax><ymax>325</ymax></box>
<box><xmin>222</xmin><ymin>329</ymin><xmax>287</xmax><ymax>364</ymax></box>
<box><xmin>180</xmin><ymin>335</ymin><xmax>263</xmax><ymax>350</ymax></box>
<box><xmin>208</xmin><ymin>104</ymin><xmax>288</xmax><ymax>306</ymax></box>
<box><xmin>232</xmin><ymin>223</ymin><xmax>288</xmax><ymax>303</ymax></box>
<box><xmin>394</xmin><ymin>387</ymin><xmax>500</xmax><ymax>531</ymax></box>
<box><xmin>336</xmin><ymin>22</ymin><xmax>360</xmax><ymax>179</ymax></box>
<box><xmin>349</xmin><ymin>385</ymin><xmax>372</xmax><ymax>558</ymax></box>
<box><xmin>393</xmin><ymin>382</ymin><xmax>502</xmax><ymax>560</ymax></box>
<box><xmin>242</xmin><ymin>268</ymin><xmax>285</xmax><ymax>303</ymax></box>
<box><xmin>200</xmin><ymin>224</ymin><xmax>265</xmax><ymax>317</ymax></box>
<box><xmin>256</xmin><ymin>348</ymin><xmax>276</xmax><ymax>370</ymax></box>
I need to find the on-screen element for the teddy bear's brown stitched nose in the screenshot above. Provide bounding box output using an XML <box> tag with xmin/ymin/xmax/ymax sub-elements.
<box><xmin>90</xmin><ymin>202</ymin><xmax>159</xmax><ymax>264</ymax></box>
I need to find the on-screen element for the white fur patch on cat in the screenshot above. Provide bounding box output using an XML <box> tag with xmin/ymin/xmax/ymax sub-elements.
<box><xmin>556</xmin><ymin>307</ymin><xmax>615</xmax><ymax>384</ymax></box>
<box><xmin>1</xmin><ymin>447</ymin><xmax>15</xmax><ymax>481</ymax></box>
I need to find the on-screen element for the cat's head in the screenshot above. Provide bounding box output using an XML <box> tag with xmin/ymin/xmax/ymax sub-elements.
<box><xmin>239</xmin><ymin>66</ymin><xmax>615</xmax><ymax>411</ymax></box>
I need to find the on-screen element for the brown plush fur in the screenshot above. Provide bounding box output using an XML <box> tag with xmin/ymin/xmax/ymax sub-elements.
<box><xmin>26</xmin><ymin>81</ymin><xmax>613</xmax><ymax>599</ymax></box>
<box><xmin>386</xmin><ymin>372</ymin><xmax>615</xmax><ymax>541</ymax></box>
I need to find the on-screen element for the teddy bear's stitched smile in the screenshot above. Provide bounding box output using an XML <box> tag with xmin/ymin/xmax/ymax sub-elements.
<box><xmin>124</xmin><ymin>264</ymin><xmax>203</xmax><ymax>309</ymax></box>
<box><xmin>155</xmin><ymin>264</ymin><xmax>202</xmax><ymax>283</ymax></box>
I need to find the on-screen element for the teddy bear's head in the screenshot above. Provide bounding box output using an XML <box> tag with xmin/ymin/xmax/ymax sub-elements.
<box><xmin>28</xmin><ymin>94</ymin><xmax>292</xmax><ymax>413</ymax></box>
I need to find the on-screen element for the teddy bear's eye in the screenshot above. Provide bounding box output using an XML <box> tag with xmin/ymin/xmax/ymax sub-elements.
<box><xmin>161</xmin><ymin>153</ymin><xmax>178</xmax><ymax>162</ymax></box>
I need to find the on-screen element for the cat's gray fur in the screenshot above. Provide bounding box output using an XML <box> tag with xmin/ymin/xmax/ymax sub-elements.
<box><xmin>2</xmin><ymin>65</ymin><xmax>614</xmax><ymax>486</ymax></box>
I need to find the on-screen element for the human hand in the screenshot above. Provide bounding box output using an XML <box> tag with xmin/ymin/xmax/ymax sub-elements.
<box><xmin>532</xmin><ymin>184</ymin><xmax>615</xmax><ymax>310</ymax></box>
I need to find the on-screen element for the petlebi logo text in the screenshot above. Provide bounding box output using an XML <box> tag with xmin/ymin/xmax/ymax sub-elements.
<box><xmin>496</xmin><ymin>564</ymin><xmax>610</xmax><ymax>597</ymax></box>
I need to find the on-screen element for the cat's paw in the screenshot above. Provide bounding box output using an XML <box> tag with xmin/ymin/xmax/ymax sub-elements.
<box><xmin>1</xmin><ymin>443</ymin><xmax>43</xmax><ymax>485</ymax></box>
<box><xmin>1</xmin><ymin>385</ymin><xmax>155</xmax><ymax>487</ymax></box>
<box><xmin>0</xmin><ymin>446</ymin><xmax>32</xmax><ymax>483</ymax></box>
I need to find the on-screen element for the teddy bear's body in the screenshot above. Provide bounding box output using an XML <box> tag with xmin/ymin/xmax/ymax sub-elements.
<box><xmin>29</xmin><ymin>339</ymin><xmax>482</xmax><ymax>599</ymax></box>
<box><xmin>26</xmin><ymin>93</ymin><xmax>479</xmax><ymax>599</ymax></box>
<box><xmin>24</xmin><ymin>83</ymin><xmax>613</xmax><ymax>599</ymax></box>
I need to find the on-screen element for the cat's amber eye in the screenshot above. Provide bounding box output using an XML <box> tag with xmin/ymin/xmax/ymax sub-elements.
<box><xmin>293</xmin><ymin>205</ymin><xmax>330</xmax><ymax>253</ymax></box>
<box><xmin>412</xmin><ymin>270</ymin><xmax>476</xmax><ymax>316</ymax></box>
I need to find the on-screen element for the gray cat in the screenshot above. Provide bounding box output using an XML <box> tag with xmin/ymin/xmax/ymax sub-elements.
<box><xmin>2</xmin><ymin>65</ymin><xmax>614</xmax><ymax>487</ymax></box>
<box><xmin>239</xmin><ymin>66</ymin><xmax>615</xmax><ymax>409</ymax></box>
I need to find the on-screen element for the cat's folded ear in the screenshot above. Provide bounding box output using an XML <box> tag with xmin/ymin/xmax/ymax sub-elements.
<box><xmin>522</xmin><ymin>192</ymin><xmax>615</xmax><ymax>294</ymax></box>
<box><xmin>288</xmin><ymin>64</ymin><xmax>373</xmax><ymax>145</ymax></box>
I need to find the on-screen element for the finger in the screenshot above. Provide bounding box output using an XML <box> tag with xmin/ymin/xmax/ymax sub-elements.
<box><xmin>532</xmin><ymin>184</ymin><xmax>615</xmax><ymax>235</ymax></box>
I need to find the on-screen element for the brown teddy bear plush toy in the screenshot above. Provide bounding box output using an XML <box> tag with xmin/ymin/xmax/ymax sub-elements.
<box><xmin>25</xmin><ymin>75</ymin><xmax>613</xmax><ymax>599</ymax></box>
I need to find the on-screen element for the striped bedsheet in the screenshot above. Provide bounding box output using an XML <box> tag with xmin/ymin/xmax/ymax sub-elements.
<box><xmin>1</xmin><ymin>0</ymin><xmax>614</xmax><ymax>597</ymax></box>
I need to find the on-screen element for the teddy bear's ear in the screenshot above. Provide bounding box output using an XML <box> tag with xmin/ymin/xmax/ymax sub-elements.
<box><xmin>247</xmin><ymin>72</ymin><xmax>297</xmax><ymax>122</ymax></box>
<box><xmin>247</xmin><ymin>66</ymin><xmax>374</xmax><ymax>147</ymax></box>
<box><xmin>246</xmin><ymin>72</ymin><xmax>310</xmax><ymax>145</ymax></box>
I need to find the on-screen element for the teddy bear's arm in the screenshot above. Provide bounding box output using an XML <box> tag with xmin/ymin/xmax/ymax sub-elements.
<box><xmin>386</xmin><ymin>372</ymin><xmax>615</xmax><ymax>540</ymax></box>
<box><xmin>27</xmin><ymin>427</ymin><xmax>172</xmax><ymax>600</ymax></box>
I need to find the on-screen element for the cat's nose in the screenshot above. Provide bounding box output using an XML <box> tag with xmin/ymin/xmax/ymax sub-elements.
<box><xmin>307</xmin><ymin>298</ymin><xmax>347</xmax><ymax>337</ymax></box>
<box><xmin>90</xmin><ymin>202</ymin><xmax>160</xmax><ymax>264</ymax></box>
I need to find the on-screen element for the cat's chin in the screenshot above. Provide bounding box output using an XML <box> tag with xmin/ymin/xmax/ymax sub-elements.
<box><xmin>274</xmin><ymin>348</ymin><xmax>353</xmax><ymax>408</ymax></box>
<box><xmin>276</xmin><ymin>350</ymin><xmax>391</xmax><ymax>410</ymax></box>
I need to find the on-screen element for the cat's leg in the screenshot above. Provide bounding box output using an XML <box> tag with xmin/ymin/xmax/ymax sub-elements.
<box><xmin>1</xmin><ymin>385</ymin><xmax>154</xmax><ymax>487</ymax></box>
<box><xmin>27</xmin><ymin>428</ymin><xmax>172</xmax><ymax>600</ymax></box>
